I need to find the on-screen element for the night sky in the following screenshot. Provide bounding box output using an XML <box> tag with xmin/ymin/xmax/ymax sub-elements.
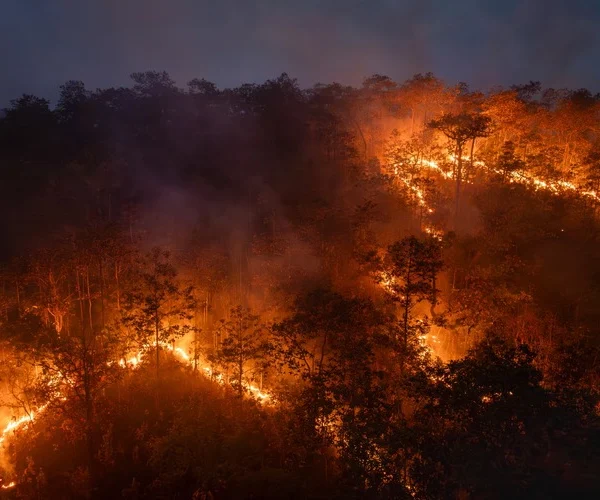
<box><xmin>2</xmin><ymin>0</ymin><xmax>600</xmax><ymax>105</ymax></box>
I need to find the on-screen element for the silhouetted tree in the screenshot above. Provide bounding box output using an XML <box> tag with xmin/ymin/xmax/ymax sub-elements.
<box><xmin>122</xmin><ymin>248</ymin><xmax>196</xmax><ymax>380</ymax></box>
<box><xmin>213</xmin><ymin>306</ymin><xmax>268</xmax><ymax>397</ymax></box>
<box><xmin>428</xmin><ymin>112</ymin><xmax>491</xmax><ymax>223</ymax></box>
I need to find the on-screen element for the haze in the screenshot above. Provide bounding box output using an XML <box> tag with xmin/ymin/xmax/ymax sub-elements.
<box><xmin>2</xmin><ymin>0</ymin><xmax>600</xmax><ymax>105</ymax></box>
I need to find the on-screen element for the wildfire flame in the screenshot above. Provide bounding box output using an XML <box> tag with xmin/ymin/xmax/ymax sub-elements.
<box><xmin>0</xmin><ymin>339</ymin><xmax>272</xmax><ymax>490</ymax></box>
<box><xmin>0</xmin><ymin>403</ymin><xmax>49</xmax><ymax>445</ymax></box>
<box><xmin>391</xmin><ymin>151</ymin><xmax>600</xmax><ymax>249</ymax></box>
<box><xmin>385</xmin><ymin>147</ymin><xmax>600</xmax><ymax>364</ymax></box>
<box><xmin>118</xmin><ymin>352</ymin><xmax>142</xmax><ymax>368</ymax></box>
<box><xmin>3</xmin><ymin>137</ymin><xmax>588</xmax><ymax>494</ymax></box>
<box><xmin>395</xmin><ymin>153</ymin><xmax>600</xmax><ymax>212</ymax></box>
<box><xmin>114</xmin><ymin>342</ymin><xmax>272</xmax><ymax>403</ymax></box>
<box><xmin>171</xmin><ymin>346</ymin><xmax>271</xmax><ymax>402</ymax></box>
<box><xmin>2</xmin><ymin>147</ymin><xmax>589</xmax><ymax>491</ymax></box>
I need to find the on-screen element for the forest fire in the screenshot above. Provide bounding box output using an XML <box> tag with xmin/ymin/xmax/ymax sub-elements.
<box><xmin>395</xmin><ymin>153</ymin><xmax>600</xmax><ymax>214</ymax></box>
<box><xmin>167</xmin><ymin>344</ymin><xmax>272</xmax><ymax>402</ymax></box>
<box><xmin>0</xmin><ymin>68</ymin><xmax>599</xmax><ymax>499</ymax></box>
<box><xmin>0</xmin><ymin>404</ymin><xmax>49</xmax><ymax>445</ymax></box>
<box><xmin>115</xmin><ymin>342</ymin><xmax>272</xmax><ymax>402</ymax></box>
<box><xmin>507</xmin><ymin>168</ymin><xmax>600</xmax><ymax>201</ymax></box>
<box><xmin>0</xmin><ymin>339</ymin><xmax>272</xmax><ymax>492</ymax></box>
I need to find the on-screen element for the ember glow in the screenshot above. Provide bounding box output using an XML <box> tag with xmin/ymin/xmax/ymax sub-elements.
<box><xmin>394</xmin><ymin>153</ymin><xmax>600</xmax><ymax>214</ymax></box>
<box><xmin>0</xmin><ymin>405</ymin><xmax>47</xmax><ymax>445</ymax></box>
<box><xmin>1</xmin><ymin>68</ymin><xmax>600</xmax><ymax>499</ymax></box>
<box><xmin>166</xmin><ymin>342</ymin><xmax>272</xmax><ymax>402</ymax></box>
<box><xmin>0</xmin><ymin>337</ymin><xmax>272</xmax><ymax>490</ymax></box>
<box><xmin>118</xmin><ymin>342</ymin><xmax>273</xmax><ymax>403</ymax></box>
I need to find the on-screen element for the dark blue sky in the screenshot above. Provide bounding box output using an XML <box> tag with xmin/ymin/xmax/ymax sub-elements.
<box><xmin>2</xmin><ymin>0</ymin><xmax>600</xmax><ymax>105</ymax></box>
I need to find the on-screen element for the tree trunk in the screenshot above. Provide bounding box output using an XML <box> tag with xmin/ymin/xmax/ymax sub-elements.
<box><xmin>238</xmin><ymin>354</ymin><xmax>243</xmax><ymax>398</ymax></box>
<box><xmin>401</xmin><ymin>252</ymin><xmax>412</xmax><ymax>376</ymax></box>
<box><xmin>318</xmin><ymin>332</ymin><xmax>328</xmax><ymax>376</ymax></box>
<box><xmin>86</xmin><ymin>268</ymin><xmax>94</xmax><ymax>334</ymax></box>
<box><xmin>429</xmin><ymin>273</ymin><xmax>438</xmax><ymax>319</ymax></box>
<box><xmin>114</xmin><ymin>262</ymin><xmax>121</xmax><ymax>312</ymax></box>
<box><xmin>82</xmin><ymin>340</ymin><xmax>96</xmax><ymax>494</ymax></box>
<box><xmin>352</xmin><ymin>117</ymin><xmax>368</xmax><ymax>160</ymax></box>
<box><xmin>454</xmin><ymin>144</ymin><xmax>464</xmax><ymax>228</ymax></box>
<box><xmin>76</xmin><ymin>270</ymin><xmax>86</xmax><ymax>331</ymax></box>
<box><xmin>468</xmin><ymin>137</ymin><xmax>476</xmax><ymax>181</ymax></box>
<box><xmin>155</xmin><ymin>316</ymin><xmax>160</xmax><ymax>381</ymax></box>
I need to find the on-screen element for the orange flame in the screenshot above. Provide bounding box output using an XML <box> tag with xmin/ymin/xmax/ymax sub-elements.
<box><xmin>0</xmin><ymin>403</ymin><xmax>49</xmax><ymax>445</ymax></box>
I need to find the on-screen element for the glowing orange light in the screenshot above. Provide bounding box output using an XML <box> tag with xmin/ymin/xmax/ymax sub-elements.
<box><xmin>0</xmin><ymin>403</ymin><xmax>49</xmax><ymax>445</ymax></box>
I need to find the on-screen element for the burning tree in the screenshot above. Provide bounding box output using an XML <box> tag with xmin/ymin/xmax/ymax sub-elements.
<box><xmin>213</xmin><ymin>306</ymin><xmax>269</xmax><ymax>397</ymax></box>
<box><xmin>272</xmin><ymin>289</ymin><xmax>393</xmax><ymax>486</ymax></box>
<box><xmin>398</xmin><ymin>72</ymin><xmax>451</xmax><ymax>134</ymax></box>
<box><xmin>32</xmin><ymin>326</ymin><xmax>122</xmax><ymax>487</ymax></box>
<box><xmin>27</xmin><ymin>248</ymin><xmax>73</xmax><ymax>335</ymax></box>
<box><xmin>122</xmin><ymin>248</ymin><xmax>196</xmax><ymax>380</ymax></box>
<box><xmin>379</xmin><ymin>236</ymin><xmax>443</xmax><ymax>374</ymax></box>
<box><xmin>428</xmin><ymin>112</ymin><xmax>491</xmax><ymax>223</ymax></box>
<box><xmin>496</xmin><ymin>140</ymin><xmax>525</xmax><ymax>181</ymax></box>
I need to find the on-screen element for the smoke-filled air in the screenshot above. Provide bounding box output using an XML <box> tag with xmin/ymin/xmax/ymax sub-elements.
<box><xmin>0</xmin><ymin>71</ymin><xmax>599</xmax><ymax>498</ymax></box>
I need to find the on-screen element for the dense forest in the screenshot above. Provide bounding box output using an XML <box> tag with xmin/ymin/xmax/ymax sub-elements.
<box><xmin>0</xmin><ymin>71</ymin><xmax>599</xmax><ymax>499</ymax></box>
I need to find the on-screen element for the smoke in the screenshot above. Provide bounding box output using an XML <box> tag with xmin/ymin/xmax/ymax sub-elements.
<box><xmin>3</xmin><ymin>0</ymin><xmax>600</xmax><ymax>106</ymax></box>
<box><xmin>511</xmin><ymin>0</ymin><xmax>599</xmax><ymax>89</ymax></box>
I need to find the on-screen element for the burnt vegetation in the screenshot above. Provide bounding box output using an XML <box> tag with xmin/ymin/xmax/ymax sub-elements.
<box><xmin>0</xmin><ymin>72</ymin><xmax>598</xmax><ymax>498</ymax></box>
